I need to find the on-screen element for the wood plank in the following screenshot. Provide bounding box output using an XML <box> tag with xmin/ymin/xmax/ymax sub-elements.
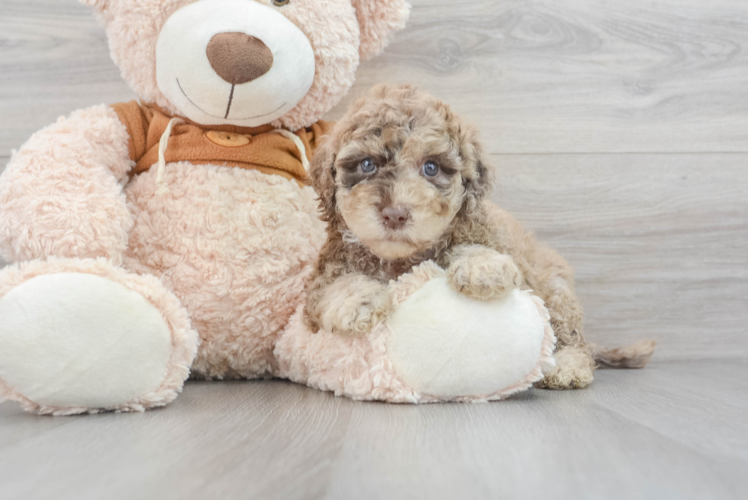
<box><xmin>0</xmin><ymin>1</ymin><xmax>136</xmax><ymax>156</ymax></box>
<box><xmin>0</xmin><ymin>360</ymin><xmax>746</xmax><ymax>500</ymax></box>
<box><xmin>332</xmin><ymin>0</ymin><xmax>748</xmax><ymax>153</ymax></box>
<box><xmin>491</xmin><ymin>153</ymin><xmax>748</xmax><ymax>360</ymax></box>
<box><xmin>591</xmin><ymin>358</ymin><xmax>748</xmax><ymax>461</ymax></box>
<box><xmin>325</xmin><ymin>362</ymin><xmax>748</xmax><ymax>500</ymax></box>
<box><xmin>1</xmin><ymin>0</ymin><xmax>747</xmax><ymax>155</ymax></box>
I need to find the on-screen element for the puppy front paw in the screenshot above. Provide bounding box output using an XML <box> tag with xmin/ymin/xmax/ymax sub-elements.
<box><xmin>447</xmin><ymin>247</ymin><xmax>522</xmax><ymax>300</ymax></box>
<box><xmin>322</xmin><ymin>283</ymin><xmax>391</xmax><ymax>337</ymax></box>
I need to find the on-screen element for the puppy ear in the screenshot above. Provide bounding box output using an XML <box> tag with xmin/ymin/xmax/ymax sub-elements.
<box><xmin>351</xmin><ymin>0</ymin><xmax>411</xmax><ymax>61</ymax></box>
<box><xmin>309</xmin><ymin>138</ymin><xmax>338</xmax><ymax>223</ymax></box>
<box><xmin>461</xmin><ymin>136</ymin><xmax>495</xmax><ymax>215</ymax></box>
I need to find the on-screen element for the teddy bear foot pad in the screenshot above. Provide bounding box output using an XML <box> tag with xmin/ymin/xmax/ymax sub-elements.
<box><xmin>388</xmin><ymin>279</ymin><xmax>551</xmax><ymax>399</ymax></box>
<box><xmin>0</xmin><ymin>260</ymin><xmax>198</xmax><ymax>415</ymax></box>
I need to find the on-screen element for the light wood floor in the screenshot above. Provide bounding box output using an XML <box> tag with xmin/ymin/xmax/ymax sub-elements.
<box><xmin>1</xmin><ymin>360</ymin><xmax>747</xmax><ymax>500</ymax></box>
<box><xmin>0</xmin><ymin>0</ymin><xmax>746</xmax><ymax>498</ymax></box>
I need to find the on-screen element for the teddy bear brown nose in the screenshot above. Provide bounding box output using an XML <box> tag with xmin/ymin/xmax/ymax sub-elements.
<box><xmin>206</xmin><ymin>32</ymin><xmax>274</xmax><ymax>85</ymax></box>
<box><xmin>381</xmin><ymin>206</ymin><xmax>411</xmax><ymax>230</ymax></box>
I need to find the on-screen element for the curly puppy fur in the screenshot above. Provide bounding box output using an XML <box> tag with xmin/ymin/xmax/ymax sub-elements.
<box><xmin>307</xmin><ymin>84</ymin><xmax>618</xmax><ymax>389</ymax></box>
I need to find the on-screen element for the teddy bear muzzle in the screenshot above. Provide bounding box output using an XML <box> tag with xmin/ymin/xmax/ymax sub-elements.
<box><xmin>155</xmin><ymin>0</ymin><xmax>316</xmax><ymax>126</ymax></box>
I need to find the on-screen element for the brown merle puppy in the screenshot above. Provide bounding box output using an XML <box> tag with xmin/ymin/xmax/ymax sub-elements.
<box><xmin>305</xmin><ymin>83</ymin><xmax>596</xmax><ymax>389</ymax></box>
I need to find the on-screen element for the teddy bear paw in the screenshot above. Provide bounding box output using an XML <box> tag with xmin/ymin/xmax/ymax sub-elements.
<box><xmin>0</xmin><ymin>264</ymin><xmax>197</xmax><ymax>414</ymax></box>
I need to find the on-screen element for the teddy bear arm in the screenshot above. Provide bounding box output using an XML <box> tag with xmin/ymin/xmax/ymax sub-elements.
<box><xmin>0</xmin><ymin>105</ymin><xmax>134</xmax><ymax>264</ymax></box>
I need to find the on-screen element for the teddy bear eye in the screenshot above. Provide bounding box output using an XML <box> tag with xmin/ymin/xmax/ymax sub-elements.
<box><xmin>422</xmin><ymin>161</ymin><xmax>440</xmax><ymax>177</ymax></box>
<box><xmin>359</xmin><ymin>158</ymin><xmax>377</xmax><ymax>174</ymax></box>
<box><xmin>272</xmin><ymin>0</ymin><xmax>290</xmax><ymax>6</ymax></box>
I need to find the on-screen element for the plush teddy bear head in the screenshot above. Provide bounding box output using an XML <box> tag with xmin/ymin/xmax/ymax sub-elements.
<box><xmin>81</xmin><ymin>0</ymin><xmax>410</xmax><ymax>130</ymax></box>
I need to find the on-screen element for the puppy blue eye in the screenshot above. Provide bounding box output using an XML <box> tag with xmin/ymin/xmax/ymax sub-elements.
<box><xmin>422</xmin><ymin>161</ymin><xmax>439</xmax><ymax>177</ymax></box>
<box><xmin>359</xmin><ymin>158</ymin><xmax>377</xmax><ymax>174</ymax></box>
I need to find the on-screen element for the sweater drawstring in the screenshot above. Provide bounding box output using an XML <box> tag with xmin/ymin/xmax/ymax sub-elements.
<box><xmin>155</xmin><ymin>121</ymin><xmax>308</xmax><ymax>196</ymax></box>
<box><xmin>270</xmin><ymin>129</ymin><xmax>310</xmax><ymax>172</ymax></box>
<box><xmin>155</xmin><ymin>117</ymin><xmax>184</xmax><ymax>195</ymax></box>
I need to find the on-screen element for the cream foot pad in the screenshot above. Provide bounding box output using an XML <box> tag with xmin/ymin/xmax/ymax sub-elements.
<box><xmin>0</xmin><ymin>273</ymin><xmax>173</xmax><ymax>409</ymax></box>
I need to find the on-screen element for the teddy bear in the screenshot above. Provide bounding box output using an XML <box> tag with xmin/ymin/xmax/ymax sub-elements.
<box><xmin>0</xmin><ymin>0</ymin><xmax>628</xmax><ymax>415</ymax></box>
<box><xmin>0</xmin><ymin>0</ymin><xmax>414</xmax><ymax>415</ymax></box>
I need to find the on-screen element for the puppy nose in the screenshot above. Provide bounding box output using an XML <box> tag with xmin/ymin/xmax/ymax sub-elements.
<box><xmin>206</xmin><ymin>32</ymin><xmax>274</xmax><ymax>85</ymax></box>
<box><xmin>381</xmin><ymin>206</ymin><xmax>411</xmax><ymax>230</ymax></box>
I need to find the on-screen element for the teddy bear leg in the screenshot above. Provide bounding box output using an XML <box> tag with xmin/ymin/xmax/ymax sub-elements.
<box><xmin>0</xmin><ymin>258</ymin><xmax>199</xmax><ymax>415</ymax></box>
<box><xmin>276</xmin><ymin>262</ymin><xmax>556</xmax><ymax>403</ymax></box>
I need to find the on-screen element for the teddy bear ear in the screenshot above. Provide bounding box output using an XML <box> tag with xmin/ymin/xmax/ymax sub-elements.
<box><xmin>351</xmin><ymin>0</ymin><xmax>411</xmax><ymax>61</ymax></box>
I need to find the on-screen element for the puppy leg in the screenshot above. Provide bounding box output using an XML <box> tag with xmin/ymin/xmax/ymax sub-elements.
<box><xmin>529</xmin><ymin>248</ymin><xmax>595</xmax><ymax>389</ymax></box>
<box><xmin>305</xmin><ymin>274</ymin><xmax>391</xmax><ymax>337</ymax></box>
<box><xmin>446</xmin><ymin>245</ymin><xmax>523</xmax><ymax>300</ymax></box>
<box><xmin>479</xmin><ymin>203</ymin><xmax>595</xmax><ymax>389</ymax></box>
<box><xmin>537</xmin><ymin>344</ymin><xmax>595</xmax><ymax>390</ymax></box>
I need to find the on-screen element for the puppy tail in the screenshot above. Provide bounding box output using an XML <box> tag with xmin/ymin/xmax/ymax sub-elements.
<box><xmin>592</xmin><ymin>339</ymin><xmax>657</xmax><ymax>369</ymax></box>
